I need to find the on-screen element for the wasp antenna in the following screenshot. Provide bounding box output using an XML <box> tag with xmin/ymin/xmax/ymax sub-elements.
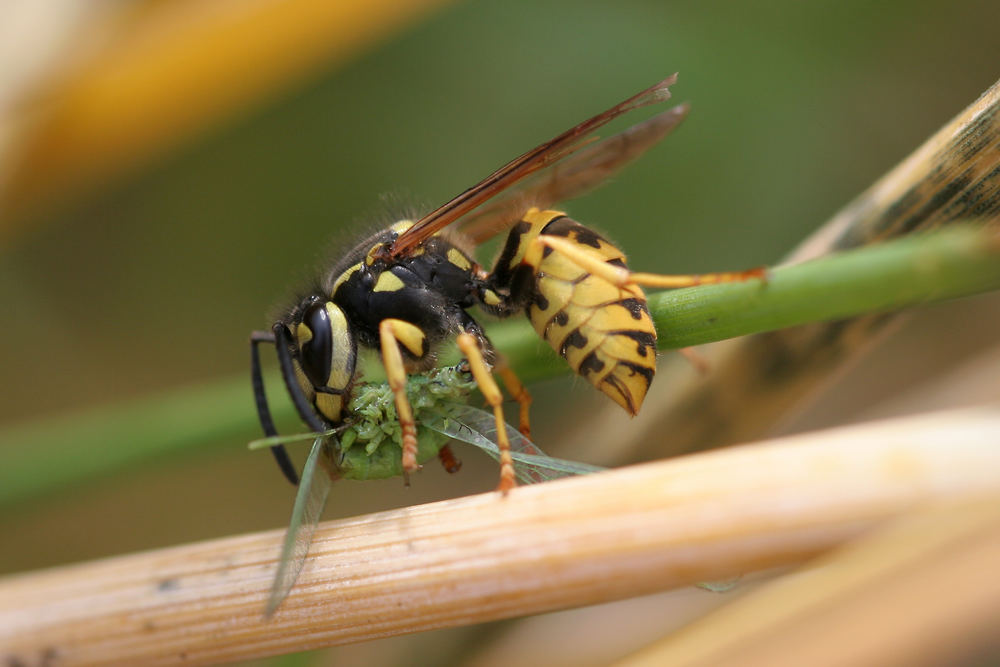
<box><xmin>251</xmin><ymin>330</ymin><xmax>300</xmax><ymax>486</ymax></box>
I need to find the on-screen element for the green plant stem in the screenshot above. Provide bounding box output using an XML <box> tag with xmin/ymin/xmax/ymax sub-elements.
<box><xmin>0</xmin><ymin>377</ymin><xmax>261</xmax><ymax>510</ymax></box>
<box><xmin>1</xmin><ymin>225</ymin><xmax>997</xmax><ymax>509</ymax></box>
<box><xmin>651</xmin><ymin>224</ymin><xmax>1000</xmax><ymax>347</ymax></box>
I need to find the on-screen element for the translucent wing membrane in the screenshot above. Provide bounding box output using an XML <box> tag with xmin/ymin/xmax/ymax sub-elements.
<box><xmin>266</xmin><ymin>435</ymin><xmax>334</xmax><ymax>616</ymax></box>
<box><xmin>424</xmin><ymin>404</ymin><xmax>604</xmax><ymax>483</ymax></box>
<box><xmin>389</xmin><ymin>74</ymin><xmax>680</xmax><ymax>257</ymax></box>
<box><xmin>461</xmin><ymin>103</ymin><xmax>690</xmax><ymax>245</ymax></box>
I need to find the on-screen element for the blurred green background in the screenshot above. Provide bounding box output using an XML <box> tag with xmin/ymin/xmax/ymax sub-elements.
<box><xmin>1</xmin><ymin>0</ymin><xmax>998</xmax><ymax>634</ymax></box>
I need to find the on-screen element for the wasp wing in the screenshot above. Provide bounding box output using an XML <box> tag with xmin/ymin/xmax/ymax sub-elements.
<box><xmin>460</xmin><ymin>103</ymin><xmax>689</xmax><ymax>244</ymax></box>
<box><xmin>266</xmin><ymin>435</ymin><xmax>335</xmax><ymax>616</ymax></box>
<box><xmin>424</xmin><ymin>404</ymin><xmax>604</xmax><ymax>483</ymax></box>
<box><xmin>389</xmin><ymin>74</ymin><xmax>680</xmax><ymax>258</ymax></box>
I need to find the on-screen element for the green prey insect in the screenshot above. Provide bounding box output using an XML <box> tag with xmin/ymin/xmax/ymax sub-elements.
<box><xmin>249</xmin><ymin>364</ymin><xmax>603</xmax><ymax>615</ymax></box>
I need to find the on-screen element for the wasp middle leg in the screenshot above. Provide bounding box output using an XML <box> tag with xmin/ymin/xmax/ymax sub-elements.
<box><xmin>494</xmin><ymin>358</ymin><xmax>533</xmax><ymax>439</ymax></box>
<box><xmin>456</xmin><ymin>332</ymin><xmax>517</xmax><ymax>493</ymax></box>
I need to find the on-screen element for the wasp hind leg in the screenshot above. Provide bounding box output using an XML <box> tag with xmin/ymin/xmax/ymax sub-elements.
<box><xmin>456</xmin><ymin>332</ymin><xmax>517</xmax><ymax>493</ymax></box>
<box><xmin>536</xmin><ymin>235</ymin><xmax>768</xmax><ymax>289</ymax></box>
<box><xmin>378</xmin><ymin>318</ymin><xmax>428</xmax><ymax>484</ymax></box>
<box><xmin>494</xmin><ymin>359</ymin><xmax>532</xmax><ymax>439</ymax></box>
<box><xmin>437</xmin><ymin>444</ymin><xmax>462</xmax><ymax>474</ymax></box>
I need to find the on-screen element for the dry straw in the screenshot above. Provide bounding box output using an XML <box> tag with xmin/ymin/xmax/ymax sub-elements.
<box><xmin>2</xmin><ymin>407</ymin><xmax>999</xmax><ymax>665</ymax></box>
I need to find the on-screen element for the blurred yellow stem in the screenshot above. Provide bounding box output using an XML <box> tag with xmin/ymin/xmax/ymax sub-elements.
<box><xmin>1</xmin><ymin>0</ymin><xmax>457</xmax><ymax>231</ymax></box>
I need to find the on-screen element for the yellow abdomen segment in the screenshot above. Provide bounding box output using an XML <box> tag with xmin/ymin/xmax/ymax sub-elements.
<box><xmin>524</xmin><ymin>210</ymin><xmax>657</xmax><ymax>415</ymax></box>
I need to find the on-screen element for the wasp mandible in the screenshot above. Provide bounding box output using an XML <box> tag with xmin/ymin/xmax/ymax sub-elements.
<box><xmin>251</xmin><ymin>73</ymin><xmax>764</xmax><ymax>493</ymax></box>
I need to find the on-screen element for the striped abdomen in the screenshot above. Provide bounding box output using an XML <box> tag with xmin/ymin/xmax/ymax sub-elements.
<box><xmin>512</xmin><ymin>209</ymin><xmax>657</xmax><ymax>415</ymax></box>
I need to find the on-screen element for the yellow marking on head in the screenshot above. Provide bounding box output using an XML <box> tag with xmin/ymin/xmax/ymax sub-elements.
<box><xmin>295</xmin><ymin>322</ymin><xmax>313</xmax><ymax>346</ymax></box>
<box><xmin>446</xmin><ymin>248</ymin><xmax>472</xmax><ymax>271</ymax></box>
<box><xmin>373</xmin><ymin>271</ymin><xmax>406</xmax><ymax>293</ymax></box>
<box><xmin>332</xmin><ymin>263</ymin><xmax>361</xmax><ymax>294</ymax></box>
<box><xmin>325</xmin><ymin>304</ymin><xmax>356</xmax><ymax>391</ymax></box>
<box><xmin>315</xmin><ymin>392</ymin><xmax>345</xmax><ymax>423</ymax></box>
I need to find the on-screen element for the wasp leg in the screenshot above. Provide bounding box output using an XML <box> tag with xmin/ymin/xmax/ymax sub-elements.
<box><xmin>456</xmin><ymin>332</ymin><xmax>517</xmax><ymax>493</ymax></box>
<box><xmin>250</xmin><ymin>330</ymin><xmax>299</xmax><ymax>486</ymax></box>
<box><xmin>679</xmin><ymin>346</ymin><xmax>710</xmax><ymax>375</ymax></box>
<box><xmin>536</xmin><ymin>235</ymin><xmax>768</xmax><ymax>289</ymax></box>
<box><xmin>465</xmin><ymin>290</ymin><xmax>532</xmax><ymax>435</ymax></box>
<box><xmin>494</xmin><ymin>358</ymin><xmax>533</xmax><ymax>439</ymax></box>
<box><xmin>437</xmin><ymin>444</ymin><xmax>462</xmax><ymax>474</ymax></box>
<box><xmin>378</xmin><ymin>318</ymin><xmax>426</xmax><ymax>484</ymax></box>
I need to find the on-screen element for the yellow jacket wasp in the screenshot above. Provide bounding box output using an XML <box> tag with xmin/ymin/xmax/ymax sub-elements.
<box><xmin>250</xmin><ymin>73</ymin><xmax>765</xmax><ymax>613</ymax></box>
<box><xmin>250</xmin><ymin>73</ymin><xmax>762</xmax><ymax>498</ymax></box>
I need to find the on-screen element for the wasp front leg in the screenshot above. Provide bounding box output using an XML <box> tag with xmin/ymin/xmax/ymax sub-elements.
<box><xmin>378</xmin><ymin>318</ymin><xmax>427</xmax><ymax>483</ymax></box>
<box><xmin>455</xmin><ymin>332</ymin><xmax>517</xmax><ymax>493</ymax></box>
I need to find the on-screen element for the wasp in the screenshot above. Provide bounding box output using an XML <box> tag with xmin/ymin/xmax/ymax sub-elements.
<box><xmin>250</xmin><ymin>73</ymin><xmax>764</xmax><ymax>494</ymax></box>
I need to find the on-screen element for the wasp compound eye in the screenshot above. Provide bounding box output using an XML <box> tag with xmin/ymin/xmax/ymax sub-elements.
<box><xmin>298</xmin><ymin>302</ymin><xmax>333</xmax><ymax>387</ymax></box>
